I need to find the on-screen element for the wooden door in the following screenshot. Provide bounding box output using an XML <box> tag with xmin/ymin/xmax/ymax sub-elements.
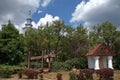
<box><xmin>99</xmin><ymin>56</ymin><xmax>104</xmax><ymax>68</ymax></box>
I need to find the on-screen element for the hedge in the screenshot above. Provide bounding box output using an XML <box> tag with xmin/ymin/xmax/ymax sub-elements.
<box><xmin>0</xmin><ymin>65</ymin><xmax>23</xmax><ymax>78</ymax></box>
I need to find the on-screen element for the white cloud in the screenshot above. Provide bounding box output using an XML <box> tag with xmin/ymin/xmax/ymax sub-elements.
<box><xmin>0</xmin><ymin>0</ymin><xmax>52</xmax><ymax>33</ymax></box>
<box><xmin>0</xmin><ymin>0</ymin><xmax>52</xmax><ymax>34</ymax></box>
<box><xmin>14</xmin><ymin>21</ymin><xmax>37</xmax><ymax>34</ymax></box>
<box><xmin>15</xmin><ymin>24</ymin><xmax>23</xmax><ymax>34</ymax></box>
<box><xmin>37</xmin><ymin>14</ymin><xmax>60</xmax><ymax>26</ymax></box>
<box><xmin>17</xmin><ymin>13</ymin><xmax>59</xmax><ymax>33</ymax></box>
<box><xmin>17</xmin><ymin>0</ymin><xmax>39</xmax><ymax>8</ymax></box>
<box><xmin>41</xmin><ymin>0</ymin><xmax>51</xmax><ymax>7</ymax></box>
<box><xmin>0</xmin><ymin>0</ymin><xmax>40</xmax><ymax>24</ymax></box>
<box><xmin>70</xmin><ymin>0</ymin><xmax>120</xmax><ymax>28</ymax></box>
<box><xmin>38</xmin><ymin>10</ymin><xmax>43</xmax><ymax>14</ymax></box>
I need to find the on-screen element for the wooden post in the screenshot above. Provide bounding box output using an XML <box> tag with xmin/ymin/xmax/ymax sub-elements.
<box><xmin>28</xmin><ymin>50</ymin><xmax>31</xmax><ymax>68</ymax></box>
<box><xmin>41</xmin><ymin>49</ymin><xmax>44</xmax><ymax>68</ymax></box>
<box><xmin>48</xmin><ymin>56</ymin><xmax>51</xmax><ymax>68</ymax></box>
<box><xmin>48</xmin><ymin>61</ymin><xmax>51</xmax><ymax>68</ymax></box>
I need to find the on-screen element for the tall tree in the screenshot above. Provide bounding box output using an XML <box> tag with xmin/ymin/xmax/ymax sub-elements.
<box><xmin>61</xmin><ymin>24</ymin><xmax>88</xmax><ymax>59</ymax></box>
<box><xmin>89</xmin><ymin>21</ymin><xmax>116</xmax><ymax>47</ymax></box>
<box><xmin>24</xmin><ymin>20</ymin><xmax>66</xmax><ymax>55</ymax></box>
<box><xmin>0</xmin><ymin>21</ymin><xmax>24</xmax><ymax>65</ymax></box>
<box><xmin>112</xmin><ymin>31</ymin><xmax>120</xmax><ymax>69</ymax></box>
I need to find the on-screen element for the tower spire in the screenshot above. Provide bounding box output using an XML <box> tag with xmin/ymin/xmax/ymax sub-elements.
<box><xmin>25</xmin><ymin>10</ymin><xmax>32</xmax><ymax>28</ymax></box>
<box><xmin>23</xmin><ymin>10</ymin><xmax>32</xmax><ymax>34</ymax></box>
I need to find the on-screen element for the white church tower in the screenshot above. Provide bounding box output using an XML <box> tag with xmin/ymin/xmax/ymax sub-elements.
<box><xmin>23</xmin><ymin>10</ymin><xmax>32</xmax><ymax>34</ymax></box>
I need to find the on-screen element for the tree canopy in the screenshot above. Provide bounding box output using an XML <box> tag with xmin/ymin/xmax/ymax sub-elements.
<box><xmin>0</xmin><ymin>21</ymin><xmax>24</xmax><ymax>65</ymax></box>
<box><xmin>0</xmin><ymin>20</ymin><xmax>120</xmax><ymax>69</ymax></box>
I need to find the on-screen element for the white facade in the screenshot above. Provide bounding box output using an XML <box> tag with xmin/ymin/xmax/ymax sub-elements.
<box><xmin>87</xmin><ymin>56</ymin><xmax>113</xmax><ymax>70</ymax></box>
<box><xmin>108</xmin><ymin>56</ymin><xmax>113</xmax><ymax>69</ymax></box>
<box><xmin>94</xmin><ymin>56</ymin><xmax>100</xmax><ymax>70</ymax></box>
<box><xmin>88</xmin><ymin>56</ymin><xmax>94</xmax><ymax>68</ymax></box>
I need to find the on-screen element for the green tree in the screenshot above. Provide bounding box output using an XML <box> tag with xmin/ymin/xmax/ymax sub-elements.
<box><xmin>24</xmin><ymin>20</ymin><xmax>66</xmax><ymax>56</ymax></box>
<box><xmin>57</xmin><ymin>24</ymin><xmax>88</xmax><ymax>62</ymax></box>
<box><xmin>89</xmin><ymin>21</ymin><xmax>120</xmax><ymax>69</ymax></box>
<box><xmin>112</xmin><ymin>31</ymin><xmax>120</xmax><ymax>69</ymax></box>
<box><xmin>89</xmin><ymin>21</ymin><xmax>116</xmax><ymax>47</ymax></box>
<box><xmin>0</xmin><ymin>21</ymin><xmax>24</xmax><ymax>65</ymax></box>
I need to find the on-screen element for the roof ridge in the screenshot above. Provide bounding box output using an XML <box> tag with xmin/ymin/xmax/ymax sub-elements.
<box><xmin>86</xmin><ymin>42</ymin><xmax>115</xmax><ymax>56</ymax></box>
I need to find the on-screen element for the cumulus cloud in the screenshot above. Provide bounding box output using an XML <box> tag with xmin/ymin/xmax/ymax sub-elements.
<box><xmin>37</xmin><ymin>14</ymin><xmax>60</xmax><ymax>27</ymax></box>
<box><xmin>0</xmin><ymin>0</ymin><xmax>39</xmax><ymax>24</ymax></box>
<box><xmin>15</xmin><ymin>21</ymin><xmax>37</xmax><ymax>33</ymax></box>
<box><xmin>0</xmin><ymin>0</ymin><xmax>40</xmax><ymax>32</ymax></box>
<box><xmin>70</xmin><ymin>0</ymin><xmax>120</xmax><ymax>28</ymax></box>
<box><xmin>0</xmin><ymin>0</ymin><xmax>53</xmax><ymax>33</ymax></box>
<box><xmin>17</xmin><ymin>13</ymin><xmax>60</xmax><ymax>33</ymax></box>
<box><xmin>41</xmin><ymin>0</ymin><xmax>52</xmax><ymax>7</ymax></box>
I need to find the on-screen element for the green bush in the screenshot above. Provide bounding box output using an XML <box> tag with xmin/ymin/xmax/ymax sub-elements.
<box><xmin>19</xmin><ymin>61</ymin><xmax>27</xmax><ymax>67</ymax></box>
<box><xmin>82</xmin><ymin>69</ymin><xmax>94</xmax><ymax>80</ymax></box>
<box><xmin>51</xmin><ymin>58</ymin><xmax>87</xmax><ymax>71</ymax></box>
<box><xmin>69</xmin><ymin>71</ymin><xmax>77</xmax><ymax>80</ymax></box>
<box><xmin>0</xmin><ymin>65</ymin><xmax>23</xmax><ymax>78</ymax></box>
<box><xmin>51</xmin><ymin>61</ymin><xmax>64</xmax><ymax>71</ymax></box>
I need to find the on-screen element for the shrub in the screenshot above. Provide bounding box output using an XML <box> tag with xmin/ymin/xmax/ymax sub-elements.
<box><xmin>81</xmin><ymin>69</ymin><xmax>94</xmax><ymax>80</ymax></box>
<box><xmin>64</xmin><ymin>58</ymin><xmax>87</xmax><ymax>70</ymax></box>
<box><xmin>0</xmin><ymin>68</ymin><xmax>12</xmax><ymax>78</ymax></box>
<box><xmin>51</xmin><ymin>61</ymin><xmax>64</xmax><ymax>71</ymax></box>
<box><xmin>0</xmin><ymin>65</ymin><xmax>23</xmax><ymax>78</ymax></box>
<box><xmin>96</xmin><ymin>68</ymin><xmax>114</xmax><ymax>79</ymax></box>
<box><xmin>51</xmin><ymin>58</ymin><xmax>87</xmax><ymax>71</ymax></box>
<box><xmin>56</xmin><ymin>73</ymin><xmax>62</xmax><ymax>80</ymax></box>
<box><xmin>19</xmin><ymin>61</ymin><xmax>27</xmax><ymax>67</ymax></box>
<box><xmin>69</xmin><ymin>71</ymin><xmax>77</xmax><ymax>80</ymax></box>
<box><xmin>18</xmin><ymin>68</ymin><xmax>39</xmax><ymax>79</ymax></box>
<box><xmin>69</xmin><ymin>69</ymin><xmax>94</xmax><ymax>80</ymax></box>
<box><xmin>77</xmin><ymin>70</ymin><xmax>85</xmax><ymax>80</ymax></box>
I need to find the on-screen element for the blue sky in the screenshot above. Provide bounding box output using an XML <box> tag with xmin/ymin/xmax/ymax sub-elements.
<box><xmin>32</xmin><ymin>0</ymin><xmax>81</xmax><ymax>25</ymax></box>
<box><xmin>0</xmin><ymin>0</ymin><xmax>120</xmax><ymax>32</ymax></box>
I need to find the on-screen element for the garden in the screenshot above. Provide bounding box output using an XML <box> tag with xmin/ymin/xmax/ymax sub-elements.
<box><xmin>0</xmin><ymin>65</ymin><xmax>120</xmax><ymax>80</ymax></box>
<box><xmin>0</xmin><ymin>21</ymin><xmax>120</xmax><ymax>80</ymax></box>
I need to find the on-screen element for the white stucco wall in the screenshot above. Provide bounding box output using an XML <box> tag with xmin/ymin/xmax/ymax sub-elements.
<box><xmin>108</xmin><ymin>56</ymin><xmax>113</xmax><ymax>69</ymax></box>
<box><xmin>87</xmin><ymin>56</ymin><xmax>94</xmax><ymax>69</ymax></box>
<box><xmin>87</xmin><ymin>56</ymin><xmax>113</xmax><ymax>69</ymax></box>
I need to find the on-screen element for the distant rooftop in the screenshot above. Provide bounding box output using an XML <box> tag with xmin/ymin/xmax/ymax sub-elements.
<box><xmin>86</xmin><ymin>42</ymin><xmax>116</xmax><ymax>56</ymax></box>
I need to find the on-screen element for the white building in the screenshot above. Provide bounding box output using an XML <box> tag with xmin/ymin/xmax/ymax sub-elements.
<box><xmin>86</xmin><ymin>43</ymin><xmax>115</xmax><ymax>70</ymax></box>
<box><xmin>23</xmin><ymin>10</ymin><xmax>32</xmax><ymax>34</ymax></box>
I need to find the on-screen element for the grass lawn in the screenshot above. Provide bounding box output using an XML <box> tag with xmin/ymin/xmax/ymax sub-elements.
<box><xmin>0</xmin><ymin>70</ymin><xmax>120</xmax><ymax>80</ymax></box>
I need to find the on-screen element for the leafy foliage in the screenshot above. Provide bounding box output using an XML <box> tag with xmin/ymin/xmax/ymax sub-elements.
<box><xmin>96</xmin><ymin>68</ymin><xmax>114</xmax><ymax>78</ymax></box>
<box><xmin>0</xmin><ymin>21</ymin><xmax>25</xmax><ymax>65</ymax></box>
<box><xmin>18</xmin><ymin>69</ymin><xmax>39</xmax><ymax>79</ymax></box>
<box><xmin>51</xmin><ymin>58</ymin><xmax>87</xmax><ymax>71</ymax></box>
<box><xmin>0</xmin><ymin>65</ymin><xmax>23</xmax><ymax>77</ymax></box>
<box><xmin>69</xmin><ymin>69</ymin><xmax>94</xmax><ymax>80</ymax></box>
<box><xmin>69</xmin><ymin>71</ymin><xmax>77</xmax><ymax>80</ymax></box>
<box><xmin>0</xmin><ymin>20</ymin><xmax>120</xmax><ymax>70</ymax></box>
<box><xmin>81</xmin><ymin>69</ymin><xmax>94</xmax><ymax>80</ymax></box>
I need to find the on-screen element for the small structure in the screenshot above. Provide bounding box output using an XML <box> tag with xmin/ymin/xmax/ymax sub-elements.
<box><xmin>28</xmin><ymin>49</ymin><xmax>56</xmax><ymax>69</ymax></box>
<box><xmin>86</xmin><ymin>42</ymin><xmax>115</xmax><ymax>70</ymax></box>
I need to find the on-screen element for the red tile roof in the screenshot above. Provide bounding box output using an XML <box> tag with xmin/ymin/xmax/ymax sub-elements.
<box><xmin>86</xmin><ymin>43</ymin><xmax>116</xmax><ymax>56</ymax></box>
